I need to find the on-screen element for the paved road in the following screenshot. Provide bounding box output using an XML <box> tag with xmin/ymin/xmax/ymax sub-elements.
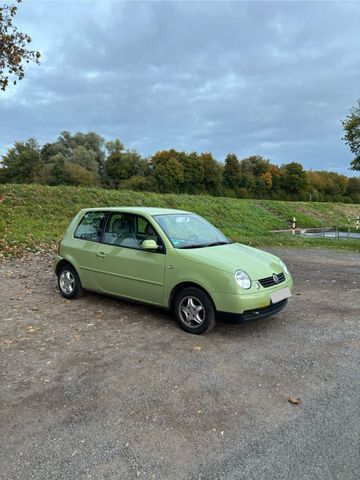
<box><xmin>0</xmin><ymin>248</ymin><xmax>359</xmax><ymax>479</ymax></box>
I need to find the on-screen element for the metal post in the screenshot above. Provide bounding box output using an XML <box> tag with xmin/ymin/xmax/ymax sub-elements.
<box><xmin>322</xmin><ymin>219</ymin><xmax>324</xmax><ymax>238</ymax></box>
<box><xmin>292</xmin><ymin>217</ymin><xmax>296</xmax><ymax>235</ymax></box>
<box><xmin>357</xmin><ymin>216</ymin><xmax>359</xmax><ymax>230</ymax></box>
<box><xmin>348</xmin><ymin>219</ymin><xmax>350</xmax><ymax>239</ymax></box>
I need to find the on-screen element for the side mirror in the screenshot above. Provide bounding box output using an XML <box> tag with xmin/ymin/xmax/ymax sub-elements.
<box><xmin>142</xmin><ymin>239</ymin><xmax>158</xmax><ymax>250</ymax></box>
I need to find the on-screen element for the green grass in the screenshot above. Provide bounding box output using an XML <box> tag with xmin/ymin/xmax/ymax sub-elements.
<box><xmin>1</xmin><ymin>184</ymin><xmax>360</xmax><ymax>257</ymax></box>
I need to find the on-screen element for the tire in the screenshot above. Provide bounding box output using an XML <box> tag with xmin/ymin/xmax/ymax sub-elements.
<box><xmin>173</xmin><ymin>287</ymin><xmax>216</xmax><ymax>334</ymax></box>
<box><xmin>57</xmin><ymin>263</ymin><xmax>82</xmax><ymax>299</ymax></box>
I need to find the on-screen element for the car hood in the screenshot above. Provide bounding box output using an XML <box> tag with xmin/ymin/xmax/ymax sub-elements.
<box><xmin>176</xmin><ymin>243</ymin><xmax>282</xmax><ymax>279</ymax></box>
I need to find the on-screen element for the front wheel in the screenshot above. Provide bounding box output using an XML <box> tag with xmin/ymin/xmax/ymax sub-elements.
<box><xmin>173</xmin><ymin>287</ymin><xmax>216</xmax><ymax>334</ymax></box>
<box><xmin>58</xmin><ymin>264</ymin><xmax>82</xmax><ymax>299</ymax></box>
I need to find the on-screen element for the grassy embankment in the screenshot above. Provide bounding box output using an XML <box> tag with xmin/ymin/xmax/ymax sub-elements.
<box><xmin>0</xmin><ymin>184</ymin><xmax>360</xmax><ymax>257</ymax></box>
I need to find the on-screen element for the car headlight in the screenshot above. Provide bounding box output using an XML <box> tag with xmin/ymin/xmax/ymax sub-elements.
<box><xmin>235</xmin><ymin>270</ymin><xmax>251</xmax><ymax>289</ymax></box>
<box><xmin>279</xmin><ymin>259</ymin><xmax>289</xmax><ymax>275</ymax></box>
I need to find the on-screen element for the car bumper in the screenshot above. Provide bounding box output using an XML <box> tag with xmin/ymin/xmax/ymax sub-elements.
<box><xmin>212</xmin><ymin>276</ymin><xmax>292</xmax><ymax>321</ymax></box>
<box><xmin>217</xmin><ymin>298</ymin><xmax>288</xmax><ymax>323</ymax></box>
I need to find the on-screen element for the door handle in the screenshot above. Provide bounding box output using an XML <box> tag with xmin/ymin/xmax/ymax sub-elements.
<box><xmin>96</xmin><ymin>251</ymin><xmax>106</xmax><ymax>258</ymax></box>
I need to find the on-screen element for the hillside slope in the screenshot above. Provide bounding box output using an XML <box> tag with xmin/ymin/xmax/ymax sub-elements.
<box><xmin>1</xmin><ymin>184</ymin><xmax>360</xmax><ymax>256</ymax></box>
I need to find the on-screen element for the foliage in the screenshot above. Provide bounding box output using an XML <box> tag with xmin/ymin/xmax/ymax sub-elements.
<box><xmin>223</xmin><ymin>153</ymin><xmax>241</xmax><ymax>192</ymax></box>
<box><xmin>1</xmin><ymin>138</ymin><xmax>42</xmax><ymax>183</ymax></box>
<box><xmin>199</xmin><ymin>152</ymin><xmax>223</xmax><ymax>196</ymax></box>
<box><xmin>1</xmin><ymin>184</ymin><xmax>360</xmax><ymax>258</ymax></box>
<box><xmin>151</xmin><ymin>150</ymin><xmax>184</xmax><ymax>193</ymax></box>
<box><xmin>0</xmin><ymin>0</ymin><xmax>40</xmax><ymax>90</ymax></box>
<box><xmin>105</xmin><ymin>150</ymin><xmax>147</xmax><ymax>189</ymax></box>
<box><xmin>1</xmin><ymin>130</ymin><xmax>360</xmax><ymax>204</ymax></box>
<box><xmin>105</xmin><ymin>139</ymin><xmax>124</xmax><ymax>155</ymax></box>
<box><xmin>281</xmin><ymin>162</ymin><xmax>309</xmax><ymax>199</ymax></box>
<box><xmin>120</xmin><ymin>175</ymin><xmax>157</xmax><ymax>192</ymax></box>
<box><xmin>342</xmin><ymin>99</ymin><xmax>360</xmax><ymax>170</ymax></box>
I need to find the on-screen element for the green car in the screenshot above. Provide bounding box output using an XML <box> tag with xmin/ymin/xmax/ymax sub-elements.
<box><xmin>55</xmin><ymin>207</ymin><xmax>292</xmax><ymax>334</ymax></box>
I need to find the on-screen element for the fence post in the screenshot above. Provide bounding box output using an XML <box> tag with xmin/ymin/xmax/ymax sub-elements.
<box><xmin>292</xmin><ymin>217</ymin><xmax>296</xmax><ymax>235</ymax></box>
<box><xmin>348</xmin><ymin>219</ymin><xmax>350</xmax><ymax>239</ymax></box>
<box><xmin>357</xmin><ymin>216</ymin><xmax>359</xmax><ymax>230</ymax></box>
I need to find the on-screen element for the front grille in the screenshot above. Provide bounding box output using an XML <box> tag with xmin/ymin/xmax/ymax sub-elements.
<box><xmin>258</xmin><ymin>271</ymin><xmax>285</xmax><ymax>288</ymax></box>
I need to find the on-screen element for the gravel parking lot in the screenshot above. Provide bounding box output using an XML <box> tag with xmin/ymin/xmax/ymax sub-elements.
<box><xmin>1</xmin><ymin>248</ymin><xmax>359</xmax><ymax>480</ymax></box>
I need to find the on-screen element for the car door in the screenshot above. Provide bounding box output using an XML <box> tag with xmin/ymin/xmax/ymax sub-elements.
<box><xmin>94</xmin><ymin>212</ymin><xmax>166</xmax><ymax>305</ymax></box>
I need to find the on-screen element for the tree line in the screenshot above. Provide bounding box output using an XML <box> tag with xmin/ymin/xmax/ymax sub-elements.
<box><xmin>1</xmin><ymin>131</ymin><xmax>360</xmax><ymax>203</ymax></box>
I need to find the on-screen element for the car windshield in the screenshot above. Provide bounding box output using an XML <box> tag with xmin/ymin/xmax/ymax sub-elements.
<box><xmin>153</xmin><ymin>214</ymin><xmax>231</xmax><ymax>249</ymax></box>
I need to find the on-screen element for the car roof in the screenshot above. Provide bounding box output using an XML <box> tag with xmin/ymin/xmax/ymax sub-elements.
<box><xmin>80</xmin><ymin>207</ymin><xmax>193</xmax><ymax>216</ymax></box>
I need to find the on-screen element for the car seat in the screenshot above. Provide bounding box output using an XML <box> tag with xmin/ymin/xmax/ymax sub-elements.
<box><xmin>112</xmin><ymin>216</ymin><xmax>139</xmax><ymax>247</ymax></box>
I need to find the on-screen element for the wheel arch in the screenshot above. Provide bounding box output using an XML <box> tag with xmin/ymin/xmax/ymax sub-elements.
<box><xmin>169</xmin><ymin>282</ymin><xmax>216</xmax><ymax>311</ymax></box>
<box><xmin>55</xmin><ymin>259</ymin><xmax>79</xmax><ymax>277</ymax></box>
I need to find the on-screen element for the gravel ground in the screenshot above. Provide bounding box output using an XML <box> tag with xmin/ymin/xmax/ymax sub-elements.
<box><xmin>0</xmin><ymin>248</ymin><xmax>359</xmax><ymax>480</ymax></box>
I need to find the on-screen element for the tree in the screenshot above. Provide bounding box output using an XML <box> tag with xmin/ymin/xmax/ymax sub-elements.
<box><xmin>223</xmin><ymin>153</ymin><xmax>241</xmax><ymax>190</ymax></box>
<box><xmin>104</xmin><ymin>150</ymin><xmax>147</xmax><ymax>189</ymax></box>
<box><xmin>239</xmin><ymin>156</ymin><xmax>271</xmax><ymax>197</ymax></box>
<box><xmin>41</xmin><ymin>131</ymin><xmax>105</xmax><ymax>182</ymax></box>
<box><xmin>121</xmin><ymin>175</ymin><xmax>157</xmax><ymax>192</ymax></box>
<box><xmin>47</xmin><ymin>154</ymin><xmax>98</xmax><ymax>186</ymax></box>
<box><xmin>57</xmin><ymin>131</ymin><xmax>106</xmax><ymax>171</ymax></box>
<box><xmin>1</xmin><ymin>138</ymin><xmax>43</xmax><ymax>183</ymax></box>
<box><xmin>281</xmin><ymin>162</ymin><xmax>309</xmax><ymax>199</ymax></box>
<box><xmin>199</xmin><ymin>153</ymin><xmax>223</xmax><ymax>196</ymax></box>
<box><xmin>241</xmin><ymin>155</ymin><xmax>270</xmax><ymax>177</ymax></box>
<box><xmin>178</xmin><ymin>151</ymin><xmax>204</xmax><ymax>194</ymax></box>
<box><xmin>70</xmin><ymin>146</ymin><xmax>98</xmax><ymax>173</ymax></box>
<box><xmin>63</xmin><ymin>161</ymin><xmax>99</xmax><ymax>186</ymax></box>
<box><xmin>105</xmin><ymin>139</ymin><xmax>124</xmax><ymax>156</ymax></box>
<box><xmin>269</xmin><ymin>164</ymin><xmax>281</xmax><ymax>197</ymax></box>
<box><xmin>0</xmin><ymin>167</ymin><xmax>6</xmax><ymax>183</ymax></box>
<box><xmin>151</xmin><ymin>150</ymin><xmax>184</xmax><ymax>193</ymax></box>
<box><xmin>342</xmin><ymin>99</ymin><xmax>360</xmax><ymax>170</ymax></box>
<box><xmin>47</xmin><ymin>154</ymin><xmax>68</xmax><ymax>185</ymax></box>
<box><xmin>346</xmin><ymin>177</ymin><xmax>360</xmax><ymax>203</ymax></box>
<box><xmin>41</xmin><ymin>142</ymin><xmax>67</xmax><ymax>163</ymax></box>
<box><xmin>0</xmin><ymin>0</ymin><xmax>40</xmax><ymax>91</ymax></box>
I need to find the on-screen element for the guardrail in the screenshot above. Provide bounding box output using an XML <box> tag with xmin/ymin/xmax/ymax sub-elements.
<box><xmin>272</xmin><ymin>215</ymin><xmax>360</xmax><ymax>240</ymax></box>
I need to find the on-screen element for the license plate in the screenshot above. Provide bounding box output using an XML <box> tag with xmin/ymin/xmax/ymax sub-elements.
<box><xmin>270</xmin><ymin>287</ymin><xmax>292</xmax><ymax>304</ymax></box>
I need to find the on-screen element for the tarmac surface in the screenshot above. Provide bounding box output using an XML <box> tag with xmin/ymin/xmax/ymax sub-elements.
<box><xmin>1</xmin><ymin>248</ymin><xmax>359</xmax><ymax>480</ymax></box>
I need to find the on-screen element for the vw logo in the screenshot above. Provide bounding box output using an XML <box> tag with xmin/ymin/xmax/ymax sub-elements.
<box><xmin>272</xmin><ymin>273</ymin><xmax>279</xmax><ymax>284</ymax></box>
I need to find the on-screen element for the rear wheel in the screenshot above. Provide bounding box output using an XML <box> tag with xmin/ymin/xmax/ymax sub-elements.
<box><xmin>174</xmin><ymin>287</ymin><xmax>216</xmax><ymax>334</ymax></box>
<box><xmin>58</xmin><ymin>264</ymin><xmax>82</xmax><ymax>299</ymax></box>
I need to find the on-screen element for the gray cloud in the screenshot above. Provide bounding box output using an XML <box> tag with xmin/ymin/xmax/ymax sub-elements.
<box><xmin>1</xmin><ymin>0</ymin><xmax>360</xmax><ymax>175</ymax></box>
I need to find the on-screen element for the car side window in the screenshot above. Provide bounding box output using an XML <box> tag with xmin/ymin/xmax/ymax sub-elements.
<box><xmin>137</xmin><ymin>217</ymin><xmax>148</xmax><ymax>235</ymax></box>
<box><xmin>103</xmin><ymin>213</ymin><xmax>137</xmax><ymax>247</ymax></box>
<box><xmin>103</xmin><ymin>213</ymin><xmax>162</xmax><ymax>251</ymax></box>
<box><xmin>74</xmin><ymin>211</ymin><xmax>106</xmax><ymax>242</ymax></box>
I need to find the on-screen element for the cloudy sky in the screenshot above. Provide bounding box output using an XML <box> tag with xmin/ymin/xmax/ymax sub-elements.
<box><xmin>1</xmin><ymin>0</ymin><xmax>360</xmax><ymax>175</ymax></box>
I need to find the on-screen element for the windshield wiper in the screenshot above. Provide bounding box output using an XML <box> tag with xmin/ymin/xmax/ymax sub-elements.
<box><xmin>179</xmin><ymin>241</ymin><xmax>231</xmax><ymax>249</ymax></box>
<box><xmin>203</xmin><ymin>241</ymin><xmax>232</xmax><ymax>247</ymax></box>
<box><xmin>179</xmin><ymin>244</ymin><xmax>210</xmax><ymax>249</ymax></box>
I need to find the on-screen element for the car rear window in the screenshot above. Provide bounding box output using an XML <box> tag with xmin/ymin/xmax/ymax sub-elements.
<box><xmin>74</xmin><ymin>211</ymin><xmax>106</xmax><ymax>242</ymax></box>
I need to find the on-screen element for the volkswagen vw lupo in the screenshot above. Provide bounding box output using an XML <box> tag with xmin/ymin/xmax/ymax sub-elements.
<box><xmin>55</xmin><ymin>207</ymin><xmax>292</xmax><ymax>334</ymax></box>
